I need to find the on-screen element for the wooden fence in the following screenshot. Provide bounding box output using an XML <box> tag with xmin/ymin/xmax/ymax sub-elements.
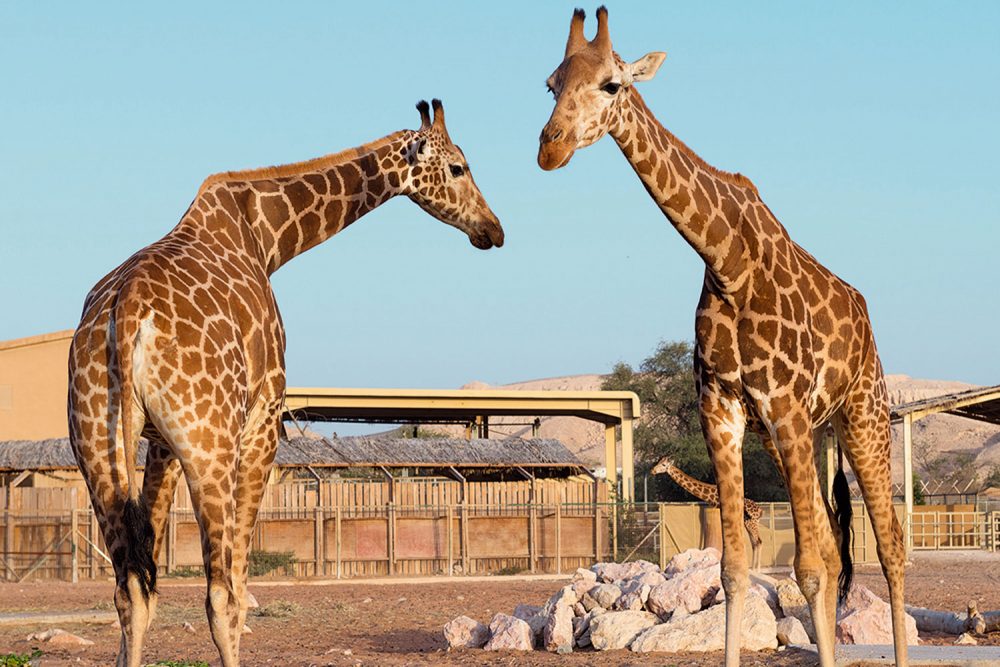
<box><xmin>1</xmin><ymin>480</ymin><xmax>988</xmax><ymax>582</ymax></box>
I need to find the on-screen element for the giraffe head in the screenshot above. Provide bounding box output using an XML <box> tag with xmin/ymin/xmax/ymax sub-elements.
<box><xmin>538</xmin><ymin>6</ymin><xmax>665</xmax><ymax>171</ymax></box>
<box><xmin>650</xmin><ymin>455</ymin><xmax>675</xmax><ymax>476</ymax></box>
<box><xmin>404</xmin><ymin>99</ymin><xmax>504</xmax><ymax>249</ymax></box>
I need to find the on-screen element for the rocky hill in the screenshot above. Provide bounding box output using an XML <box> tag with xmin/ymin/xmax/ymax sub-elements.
<box><xmin>445</xmin><ymin>374</ymin><xmax>1000</xmax><ymax>485</ymax></box>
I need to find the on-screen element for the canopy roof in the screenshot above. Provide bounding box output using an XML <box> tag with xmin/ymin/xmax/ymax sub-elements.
<box><xmin>0</xmin><ymin>436</ymin><xmax>582</xmax><ymax>473</ymax></box>
<box><xmin>890</xmin><ymin>384</ymin><xmax>1000</xmax><ymax>425</ymax></box>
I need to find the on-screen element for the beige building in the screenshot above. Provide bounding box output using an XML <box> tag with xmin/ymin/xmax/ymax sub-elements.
<box><xmin>0</xmin><ymin>330</ymin><xmax>74</xmax><ymax>441</ymax></box>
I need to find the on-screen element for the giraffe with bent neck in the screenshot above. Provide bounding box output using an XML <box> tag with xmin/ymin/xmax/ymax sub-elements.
<box><xmin>68</xmin><ymin>100</ymin><xmax>502</xmax><ymax>667</ymax></box>
<box><xmin>537</xmin><ymin>8</ymin><xmax>907</xmax><ymax>667</ymax></box>
<box><xmin>651</xmin><ymin>456</ymin><xmax>764</xmax><ymax>570</ymax></box>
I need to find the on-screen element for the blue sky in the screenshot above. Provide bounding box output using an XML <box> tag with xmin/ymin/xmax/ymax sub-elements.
<box><xmin>2</xmin><ymin>2</ymin><xmax>998</xmax><ymax>390</ymax></box>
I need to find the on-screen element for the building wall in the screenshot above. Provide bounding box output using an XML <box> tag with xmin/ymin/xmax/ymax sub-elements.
<box><xmin>0</xmin><ymin>330</ymin><xmax>74</xmax><ymax>440</ymax></box>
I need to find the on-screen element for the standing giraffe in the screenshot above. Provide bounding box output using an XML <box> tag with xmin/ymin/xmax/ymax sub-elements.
<box><xmin>68</xmin><ymin>100</ymin><xmax>503</xmax><ymax>667</ymax></box>
<box><xmin>537</xmin><ymin>8</ymin><xmax>907</xmax><ymax>667</ymax></box>
<box><xmin>651</xmin><ymin>456</ymin><xmax>764</xmax><ymax>570</ymax></box>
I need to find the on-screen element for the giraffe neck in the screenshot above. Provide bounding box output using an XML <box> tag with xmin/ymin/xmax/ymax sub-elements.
<box><xmin>195</xmin><ymin>130</ymin><xmax>413</xmax><ymax>274</ymax></box>
<box><xmin>662</xmin><ymin>460</ymin><xmax>720</xmax><ymax>505</ymax></box>
<box><xmin>609</xmin><ymin>88</ymin><xmax>758</xmax><ymax>292</ymax></box>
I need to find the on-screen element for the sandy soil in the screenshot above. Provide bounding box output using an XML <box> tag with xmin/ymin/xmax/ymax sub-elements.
<box><xmin>2</xmin><ymin>553</ymin><xmax>1000</xmax><ymax>666</ymax></box>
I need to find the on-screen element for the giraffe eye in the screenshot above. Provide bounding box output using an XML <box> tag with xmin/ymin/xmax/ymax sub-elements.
<box><xmin>601</xmin><ymin>82</ymin><xmax>621</xmax><ymax>95</ymax></box>
<box><xmin>449</xmin><ymin>164</ymin><xmax>465</xmax><ymax>178</ymax></box>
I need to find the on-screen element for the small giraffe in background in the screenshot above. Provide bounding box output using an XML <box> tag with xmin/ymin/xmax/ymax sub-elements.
<box><xmin>68</xmin><ymin>100</ymin><xmax>502</xmax><ymax>667</ymax></box>
<box><xmin>651</xmin><ymin>456</ymin><xmax>764</xmax><ymax>570</ymax></box>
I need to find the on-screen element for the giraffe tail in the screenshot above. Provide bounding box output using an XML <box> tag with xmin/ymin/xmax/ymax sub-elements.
<box><xmin>832</xmin><ymin>446</ymin><xmax>853</xmax><ymax>604</ymax></box>
<box><xmin>112</xmin><ymin>283</ymin><xmax>157</xmax><ymax>599</ymax></box>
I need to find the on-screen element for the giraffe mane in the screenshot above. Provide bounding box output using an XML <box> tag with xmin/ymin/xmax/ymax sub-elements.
<box><xmin>661</xmin><ymin>125</ymin><xmax>759</xmax><ymax>196</ymax></box>
<box><xmin>196</xmin><ymin>130</ymin><xmax>412</xmax><ymax>196</ymax></box>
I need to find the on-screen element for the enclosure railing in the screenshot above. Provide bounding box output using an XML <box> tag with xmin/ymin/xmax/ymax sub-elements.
<box><xmin>1</xmin><ymin>498</ymin><xmax>938</xmax><ymax>582</ymax></box>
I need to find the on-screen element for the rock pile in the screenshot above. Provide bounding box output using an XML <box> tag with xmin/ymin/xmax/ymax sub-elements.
<box><xmin>444</xmin><ymin>548</ymin><xmax>921</xmax><ymax>654</ymax></box>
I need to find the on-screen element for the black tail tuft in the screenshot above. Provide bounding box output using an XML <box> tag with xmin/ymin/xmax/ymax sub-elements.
<box><xmin>122</xmin><ymin>497</ymin><xmax>157</xmax><ymax>599</ymax></box>
<box><xmin>832</xmin><ymin>467</ymin><xmax>854</xmax><ymax>604</ymax></box>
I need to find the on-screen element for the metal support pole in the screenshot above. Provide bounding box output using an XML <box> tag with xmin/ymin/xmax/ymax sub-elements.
<box><xmin>903</xmin><ymin>414</ymin><xmax>914</xmax><ymax>555</ymax></box>
<box><xmin>621</xmin><ymin>417</ymin><xmax>635</xmax><ymax>502</ymax></box>
<box><xmin>604</xmin><ymin>424</ymin><xmax>618</xmax><ymax>491</ymax></box>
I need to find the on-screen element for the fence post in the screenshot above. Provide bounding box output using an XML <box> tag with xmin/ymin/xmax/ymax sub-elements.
<box><xmin>461</xmin><ymin>502</ymin><xmax>469</xmax><ymax>574</ymax></box>
<box><xmin>70</xmin><ymin>508</ymin><xmax>79</xmax><ymax>584</ymax></box>
<box><xmin>446</xmin><ymin>505</ymin><xmax>454</xmax><ymax>576</ymax></box>
<box><xmin>166</xmin><ymin>510</ymin><xmax>176</xmax><ymax>574</ymax></box>
<box><xmin>594</xmin><ymin>504</ymin><xmax>601</xmax><ymax>564</ymax></box>
<box><xmin>387</xmin><ymin>502</ymin><xmax>396</xmax><ymax>576</ymax></box>
<box><xmin>658</xmin><ymin>503</ymin><xmax>666</xmax><ymax>571</ymax></box>
<box><xmin>528</xmin><ymin>503</ymin><xmax>536</xmax><ymax>573</ymax></box>
<box><xmin>555</xmin><ymin>502</ymin><xmax>562</xmax><ymax>574</ymax></box>
<box><xmin>89</xmin><ymin>511</ymin><xmax>99</xmax><ymax>579</ymax></box>
<box><xmin>314</xmin><ymin>507</ymin><xmax>324</xmax><ymax>577</ymax></box>
<box><xmin>612</xmin><ymin>503</ymin><xmax>618</xmax><ymax>561</ymax></box>
<box><xmin>335</xmin><ymin>506</ymin><xmax>342</xmax><ymax>580</ymax></box>
<box><xmin>4</xmin><ymin>507</ymin><xmax>13</xmax><ymax>581</ymax></box>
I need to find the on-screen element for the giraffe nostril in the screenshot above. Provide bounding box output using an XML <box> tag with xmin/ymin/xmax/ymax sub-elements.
<box><xmin>550</xmin><ymin>128</ymin><xmax>564</xmax><ymax>142</ymax></box>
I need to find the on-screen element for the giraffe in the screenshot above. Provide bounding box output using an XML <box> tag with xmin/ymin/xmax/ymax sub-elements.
<box><xmin>67</xmin><ymin>99</ymin><xmax>503</xmax><ymax>667</ymax></box>
<box><xmin>650</xmin><ymin>455</ymin><xmax>764</xmax><ymax>570</ymax></box>
<box><xmin>536</xmin><ymin>8</ymin><xmax>907</xmax><ymax>667</ymax></box>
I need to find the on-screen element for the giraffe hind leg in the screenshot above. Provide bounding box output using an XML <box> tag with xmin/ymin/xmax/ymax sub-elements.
<box><xmin>833</xmin><ymin>399</ymin><xmax>908</xmax><ymax>665</ymax></box>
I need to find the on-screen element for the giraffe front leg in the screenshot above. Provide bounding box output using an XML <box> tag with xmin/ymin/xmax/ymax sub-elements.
<box><xmin>770</xmin><ymin>408</ymin><xmax>839</xmax><ymax>667</ymax></box>
<box><xmin>699</xmin><ymin>383</ymin><xmax>749</xmax><ymax>667</ymax></box>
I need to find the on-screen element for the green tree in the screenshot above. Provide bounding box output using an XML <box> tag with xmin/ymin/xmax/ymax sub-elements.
<box><xmin>603</xmin><ymin>340</ymin><xmax>787</xmax><ymax>502</ymax></box>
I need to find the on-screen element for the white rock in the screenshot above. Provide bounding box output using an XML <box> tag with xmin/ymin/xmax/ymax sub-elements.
<box><xmin>443</xmin><ymin>615</ymin><xmax>490</xmax><ymax>649</ymax></box>
<box><xmin>591</xmin><ymin>560</ymin><xmax>660</xmax><ymax>583</ymax></box>
<box><xmin>647</xmin><ymin>564</ymin><xmax>721</xmax><ymax>618</ymax></box>
<box><xmin>616</xmin><ymin>583</ymin><xmax>651</xmax><ymax>611</ymax></box>
<box><xmin>543</xmin><ymin>599</ymin><xmax>576</xmax><ymax>654</ymax></box>
<box><xmin>513</xmin><ymin>602</ymin><xmax>545</xmax><ymax>644</ymax></box>
<box><xmin>956</xmin><ymin>632</ymin><xmax>978</xmax><ymax>646</ymax></box>
<box><xmin>484</xmin><ymin>613</ymin><xmax>533</xmax><ymax>651</ymax></box>
<box><xmin>570</xmin><ymin>567</ymin><xmax>598</xmax><ymax>598</ymax></box>
<box><xmin>776</xmin><ymin>616</ymin><xmax>810</xmax><ymax>646</ymax></box>
<box><xmin>242</xmin><ymin>624</ymin><xmax>252</xmax><ymax>635</ymax></box>
<box><xmin>836</xmin><ymin>584</ymin><xmax>919</xmax><ymax>646</ymax></box>
<box><xmin>26</xmin><ymin>629</ymin><xmax>94</xmax><ymax>647</ymax></box>
<box><xmin>182</xmin><ymin>622</ymin><xmax>196</xmax><ymax>634</ymax></box>
<box><xmin>573</xmin><ymin>602</ymin><xmax>587</xmax><ymax>618</ymax></box>
<box><xmin>583</xmin><ymin>583</ymin><xmax>621</xmax><ymax>611</ymax></box>
<box><xmin>631</xmin><ymin>592</ymin><xmax>778</xmax><ymax>653</ymax></box>
<box><xmin>246</xmin><ymin>592</ymin><xmax>259</xmax><ymax>609</ymax></box>
<box><xmin>664</xmin><ymin>548</ymin><xmax>721</xmax><ymax>577</ymax></box>
<box><xmin>776</xmin><ymin>578</ymin><xmax>816</xmax><ymax>641</ymax></box>
<box><xmin>574</xmin><ymin>608</ymin><xmax>605</xmax><ymax>648</ymax></box>
<box><xmin>589</xmin><ymin>610</ymin><xmax>660</xmax><ymax>650</ymax></box>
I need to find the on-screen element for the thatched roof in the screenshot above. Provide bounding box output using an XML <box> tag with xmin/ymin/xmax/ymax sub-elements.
<box><xmin>0</xmin><ymin>436</ymin><xmax>582</xmax><ymax>472</ymax></box>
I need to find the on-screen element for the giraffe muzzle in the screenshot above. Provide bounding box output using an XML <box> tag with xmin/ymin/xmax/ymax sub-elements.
<box><xmin>537</xmin><ymin>127</ymin><xmax>577</xmax><ymax>171</ymax></box>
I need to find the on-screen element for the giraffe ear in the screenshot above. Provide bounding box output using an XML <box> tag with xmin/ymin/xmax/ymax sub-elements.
<box><xmin>628</xmin><ymin>51</ymin><xmax>666</xmax><ymax>83</ymax></box>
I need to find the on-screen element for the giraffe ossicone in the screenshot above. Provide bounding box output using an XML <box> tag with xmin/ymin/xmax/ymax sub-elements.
<box><xmin>68</xmin><ymin>99</ymin><xmax>502</xmax><ymax>667</ymax></box>
<box><xmin>538</xmin><ymin>7</ymin><xmax>908</xmax><ymax>667</ymax></box>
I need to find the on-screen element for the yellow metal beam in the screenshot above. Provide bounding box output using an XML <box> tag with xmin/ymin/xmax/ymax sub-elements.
<box><xmin>284</xmin><ymin>387</ymin><xmax>639</xmax><ymax>424</ymax></box>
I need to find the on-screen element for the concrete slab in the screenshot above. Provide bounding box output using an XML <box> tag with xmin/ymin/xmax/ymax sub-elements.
<box><xmin>792</xmin><ymin>643</ymin><xmax>1000</xmax><ymax>666</ymax></box>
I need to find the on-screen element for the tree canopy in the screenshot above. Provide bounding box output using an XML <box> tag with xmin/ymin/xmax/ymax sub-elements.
<box><xmin>602</xmin><ymin>340</ymin><xmax>788</xmax><ymax>502</ymax></box>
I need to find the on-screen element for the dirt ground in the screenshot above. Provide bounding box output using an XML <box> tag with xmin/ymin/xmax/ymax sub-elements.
<box><xmin>2</xmin><ymin>552</ymin><xmax>1000</xmax><ymax>666</ymax></box>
